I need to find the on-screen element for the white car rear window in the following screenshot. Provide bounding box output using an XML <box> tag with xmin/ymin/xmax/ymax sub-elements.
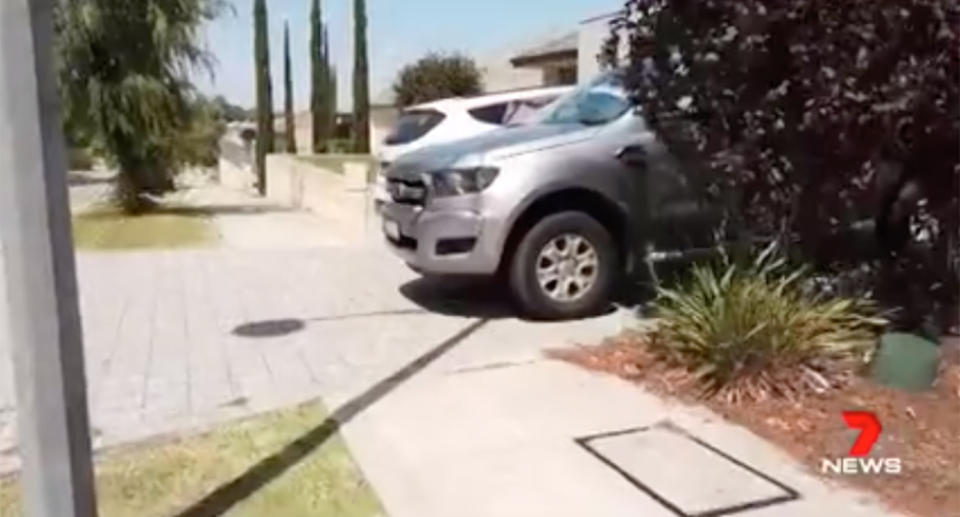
<box><xmin>468</xmin><ymin>95</ymin><xmax>561</xmax><ymax>126</ymax></box>
<box><xmin>385</xmin><ymin>109</ymin><xmax>446</xmax><ymax>145</ymax></box>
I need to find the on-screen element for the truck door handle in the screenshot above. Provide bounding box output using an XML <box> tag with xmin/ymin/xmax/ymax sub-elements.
<box><xmin>616</xmin><ymin>145</ymin><xmax>647</xmax><ymax>167</ymax></box>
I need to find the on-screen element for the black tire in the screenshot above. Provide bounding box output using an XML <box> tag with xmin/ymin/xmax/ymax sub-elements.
<box><xmin>509</xmin><ymin>211</ymin><xmax>617</xmax><ymax>319</ymax></box>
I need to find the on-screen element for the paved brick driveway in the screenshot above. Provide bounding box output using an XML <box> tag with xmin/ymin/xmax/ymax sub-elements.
<box><xmin>0</xmin><ymin>194</ymin><xmax>621</xmax><ymax>473</ymax></box>
<box><xmin>0</xmin><ymin>185</ymin><xmax>901</xmax><ymax>517</ymax></box>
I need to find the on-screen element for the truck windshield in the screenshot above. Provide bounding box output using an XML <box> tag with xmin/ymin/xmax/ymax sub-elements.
<box><xmin>539</xmin><ymin>73</ymin><xmax>630</xmax><ymax>126</ymax></box>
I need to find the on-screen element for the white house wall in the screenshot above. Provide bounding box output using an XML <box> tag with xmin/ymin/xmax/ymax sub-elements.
<box><xmin>578</xmin><ymin>12</ymin><xmax>626</xmax><ymax>83</ymax></box>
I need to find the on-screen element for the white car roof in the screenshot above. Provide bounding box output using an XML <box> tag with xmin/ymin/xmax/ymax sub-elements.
<box><xmin>407</xmin><ymin>85</ymin><xmax>574</xmax><ymax>113</ymax></box>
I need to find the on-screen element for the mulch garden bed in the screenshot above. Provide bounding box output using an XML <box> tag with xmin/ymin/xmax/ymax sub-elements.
<box><xmin>551</xmin><ymin>334</ymin><xmax>960</xmax><ymax>517</ymax></box>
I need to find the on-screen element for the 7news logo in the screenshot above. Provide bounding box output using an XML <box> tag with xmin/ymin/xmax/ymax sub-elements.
<box><xmin>821</xmin><ymin>411</ymin><xmax>902</xmax><ymax>475</ymax></box>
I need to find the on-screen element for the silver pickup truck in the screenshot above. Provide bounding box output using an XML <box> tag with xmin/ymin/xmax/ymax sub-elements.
<box><xmin>379</xmin><ymin>73</ymin><xmax>720</xmax><ymax>319</ymax></box>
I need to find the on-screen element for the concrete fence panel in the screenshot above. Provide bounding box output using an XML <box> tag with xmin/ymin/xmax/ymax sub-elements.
<box><xmin>265</xmin><ymin>154</ymin><xmax>376</xmax><ymax>237</ymax></box>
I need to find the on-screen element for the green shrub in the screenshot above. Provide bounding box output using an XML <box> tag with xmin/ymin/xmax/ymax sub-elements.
<box><xmin>68</xmin><ymin>147</ymin><xmax>95</xmax><ymax>170</ymax></box>
<box><xmin>649</xmin><ymin>244</ymin><xmax>886</xmax><ymax>401</ymax></box>
<box><xmin>296</xmin><ymin>154</ymin><xmax>376</xmax><ymax>177</ymax></box>
<box><xmin>274</xmin><ymin>133</ymin><xmax>289</xmax><ymax>154</ymax></box>
<box><xmin>392</xmin><ymin>53</ymin><xmax>482</xmax><ymax>107</ymax></box>
<box><xmin>325</xmin><ymin>138</ymin><xmax>354</xmax><ymax>154</ymax></box>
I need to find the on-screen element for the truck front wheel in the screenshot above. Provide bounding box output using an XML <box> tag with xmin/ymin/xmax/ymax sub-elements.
<box><xmin>509</xmin><ymin>211</ymin><xmax>617</xmax><ymax>319</ymax></box>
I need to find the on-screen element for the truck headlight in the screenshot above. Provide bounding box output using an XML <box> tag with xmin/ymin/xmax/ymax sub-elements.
<box><xmin>377</xmin><ymin>162</ymin><xmax>392</xmax><ymax>180</ymax></box>
<box><xmin>428</xmin><ymin>167</ymin><xmax>499</xmax><ymax>197</ymax></box>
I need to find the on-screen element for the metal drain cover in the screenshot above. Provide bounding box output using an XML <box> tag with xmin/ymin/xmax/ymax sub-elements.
<box><xmin>576</xmin><ymin>423</ymin><xmax>799</xmax><ymax>517</ymax></box>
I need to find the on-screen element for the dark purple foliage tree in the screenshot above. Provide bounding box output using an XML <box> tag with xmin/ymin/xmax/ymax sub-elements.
<box><xmin>605</xmin><ymin>0</ymin><xmax>959</xmax><ymax>331</ymax></box>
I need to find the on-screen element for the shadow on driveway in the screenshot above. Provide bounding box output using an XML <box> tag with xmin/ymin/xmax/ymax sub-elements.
<box><xmin>399</xmin><ymin>274</ymin><xmax>632</xmax><ymax>321</ymax></box>
<box><xmin>191</xmin><ymin>275</ymin><xmax>642</xmax><ymax>514</ymax></box>
<box><xmin>232</xmin><ymin>309</ymin><xmax>428</xmax><ymax>338</ymax></box>
<box><xmin>178</xmin><ymin>318</ymin><xmax>489</xmax><ymax>517</ymax></box>
<box><xmin>399</xmin><ymin>275</ymin><xmax>517</xmax><ymax>319</ymax></box>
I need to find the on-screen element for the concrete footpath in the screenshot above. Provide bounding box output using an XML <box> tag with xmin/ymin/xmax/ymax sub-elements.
<box><xmin>331</xmin><ymin>326</ymin><xmax>903</xmax><ymax>517</ymax></box>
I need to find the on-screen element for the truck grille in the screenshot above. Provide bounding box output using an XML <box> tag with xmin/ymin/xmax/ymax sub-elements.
<box><xmin>386</xmin><ymin>178</ymin><xmax>427</xmax><ymax>205</ymax></box>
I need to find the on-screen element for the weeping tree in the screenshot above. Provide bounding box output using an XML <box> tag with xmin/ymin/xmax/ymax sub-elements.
<box><xmin>283</xmin><ymin>21</ymin><xmax>297</xmax><ymax>153</ymax></box>
<box><xmin>352</xmin><ymin>0</ymin><xmax>371</xmax><ymax>153</ymax></box>
<box><xmin>175</xmin><ymin>94</ymin><xmax>227</xmax><ymax>168</ymax></box>
<box><xmin>55</xmin><ymin>0</ymin><xmax>227</xmax><ymax>213</ymax></box>
<box><xmin>253</xmin><ymin>0</ymin><xmax>274</xmax><ymax>194</ymax></box>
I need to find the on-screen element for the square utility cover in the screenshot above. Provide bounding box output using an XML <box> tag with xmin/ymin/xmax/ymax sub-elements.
<box><xmin>577</xmin><ymin>423</ymin><xmax>799</xmax><ymax>517</ymax></box>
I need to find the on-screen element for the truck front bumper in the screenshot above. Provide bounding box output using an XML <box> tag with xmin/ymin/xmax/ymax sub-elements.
<box><xmin>379</xmin><ymin>201</ymin><xmax>501</xmax><ymax>275</ymax></box>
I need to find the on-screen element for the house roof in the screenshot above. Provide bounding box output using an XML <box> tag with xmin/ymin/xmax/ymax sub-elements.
<box><xmin>580</xmin><ymin>11</ymin><xmax>620</xmax><ymax>24</ymax></box>
<box><xmin>510</xmin><ymin>31</ymin><xmax>578</xmax><ymax>68</ymax></box>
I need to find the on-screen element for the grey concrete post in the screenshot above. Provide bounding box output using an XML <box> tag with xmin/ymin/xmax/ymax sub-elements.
<box><xmin>0</xmin><ymin>0</ymin><xmax>98</xmax><ymax>516</ymax></box>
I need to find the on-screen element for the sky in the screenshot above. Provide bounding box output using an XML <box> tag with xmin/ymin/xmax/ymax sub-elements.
<box><xmin>194</xmin><ymin>0</ymin><xmax>623</xmax><ymax>111</ymax></box>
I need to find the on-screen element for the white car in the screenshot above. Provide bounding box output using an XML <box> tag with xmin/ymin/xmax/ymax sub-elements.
<box><xmin>374</xmin><ymin>85</ymin><xmax>573</xmax><ymax>206</ymax></box>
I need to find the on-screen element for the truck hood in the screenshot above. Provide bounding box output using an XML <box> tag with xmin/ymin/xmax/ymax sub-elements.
<box><xmin>386</xmin><ymin>123</ymin><xmax>594</xmax><ymax>180</ymax></box>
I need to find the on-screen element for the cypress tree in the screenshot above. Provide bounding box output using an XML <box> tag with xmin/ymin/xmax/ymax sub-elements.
<box><xmin>329</xmin><ymin>64</ymin><xmax>338</xmax><ymax>142</ymax></box>
<box><xmin>283</xmin><ymin>21</ymin><xmax>297</xmax><ymax>153</ymax></box>
<box><xmin>323</xmin><ymin>26</ymin><xmax>336</xmax><ymax>144</ymax></box>
<box><xmin>253</xmin><ymin>0</ymin><xmax>274</xmax><ymax>194</ymax></box>
<box><xmin>309</xmin><ymin>0</ymin><xmax>328</xmax><ymax>153</ymax></box>
<box><xmin>352</xmin><ymin>0</ymin><xmax>371</xmax><ymax>153</ymax></box>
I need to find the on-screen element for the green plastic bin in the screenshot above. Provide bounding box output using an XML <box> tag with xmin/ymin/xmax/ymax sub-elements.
<box><xmin>870</xmin><ymin>332</ymin><xmax>940</xmax><ymax>392</ymax></box>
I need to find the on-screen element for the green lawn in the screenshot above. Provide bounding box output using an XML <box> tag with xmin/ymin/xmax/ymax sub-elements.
<box><xmin>0</xmin><ymin>402</ymin><xmax>384</xmax><ymax>517</ymax></box>
<box><xmin>72</xmin><ymin>208</ymin><xmax>217</xmax><ymax>250</ymax></box>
